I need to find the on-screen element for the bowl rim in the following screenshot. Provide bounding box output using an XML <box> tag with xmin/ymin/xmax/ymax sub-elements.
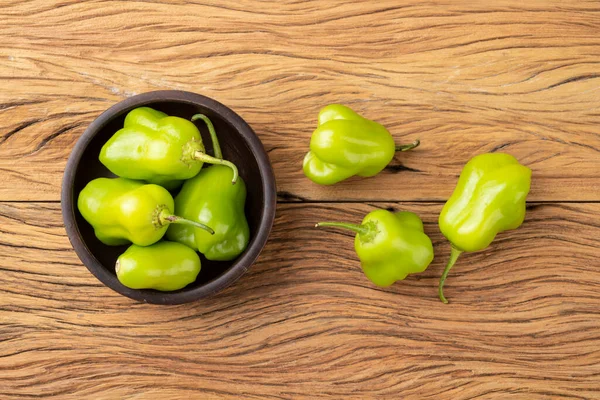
<box><xmin>61</xmin><ymin>90</ymin><xmax>277</xmax><ymax>305</ymax></box>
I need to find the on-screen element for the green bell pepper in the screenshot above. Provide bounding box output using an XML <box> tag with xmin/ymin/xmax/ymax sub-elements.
<box><xmin>99</xmin><ymin>107</ymin><xmax>237</xmax><ymax>189</ymax></box>
<box><xmin>166</xmin><ymin>165</ymin><xmax>249</xmax><ymax>261</ymax></box>
<box><xmin>166</xmin><ymin>117</ymin><xmax>250</xmax><ymax>261</ymax></box>
<box><xmin>438</xmin><ymin>153</ymin><xmax>531</xmax><ymax>303</ymax></box>
<box><xmin>78</xmin><ymin>177</ymin><xmax>213</xmax><ymax>247</ymax></box>
<box><xmin>148</xmin><ymin>108</ymin><xmax>250</xmax><ymax>262</ymax></box>
<box><xmin>316</xmin><ymin>209</ymin><xmax>434</xmax><ymax>286</ymax></box>
<box><xmin>116</xmin><ymin>241</ymin><xmax>201</xmax><ymax>291</ymax></box>
<box><xmin>303</xmin><ymin>104</ymin><xmax>419</xmax><ymax>185</ymax></box>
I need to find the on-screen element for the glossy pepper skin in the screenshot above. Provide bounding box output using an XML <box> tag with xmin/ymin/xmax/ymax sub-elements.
<box><xmin>99</xmin><ymin>107</ymin><xmax>238</xmax><ymax>189</ymax></box>
<box><xmin>316</xmin><ymin>210</ymin><xmax>434</xmax><ymax>286</ymax></box>
<box><xmin>303</xmin><ymin>104</ymin><xmax>419</xmax><ymax>185</ymax></box>
<box><xmin>438</xmin><ymin>153</ymin><xmax>531</xmax><ymax>303</ymax></box>
<box><xmin>116</xmin><ymin>241</ymin><xmax>201</xmax><ymax>291</ymax></box>
<box><xmin>78</xmin><ymin>177</ymin><xmax>213</xmax><ymax>247</ymax></box>
<box><xmin>167</xmin><ymin>166</ymin><xmax>249</xmax><ymax>261</ymax></box>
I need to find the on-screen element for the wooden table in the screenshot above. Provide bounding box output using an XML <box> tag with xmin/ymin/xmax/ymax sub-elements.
<box><xmin>1</xmin><ymin>1</ymin><xmax>599</xmax><ymax>398</ymax></box>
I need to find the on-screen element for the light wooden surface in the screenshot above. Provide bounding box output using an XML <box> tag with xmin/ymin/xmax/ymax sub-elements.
<box><xmin>1</xmin><ymin>1</ymin><xmax>599</xmax><ymax>399</ymax></box>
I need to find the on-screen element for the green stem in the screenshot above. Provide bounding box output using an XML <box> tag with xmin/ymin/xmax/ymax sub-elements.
<box><xmin>193</xmin><ymin>151</ymin><xmax>239</xmax><ymax>184</ymax></box>
<box><xmin>439</xmin><ymin>246</ymin><xmax>463</xmax><ymax>304</ymax></box>
<box><xmin>191</xmin><ymin>114</ymin><xmax>222</xmax><ymax>159</ymax></box>
<box><xmin>395</xmin><ymin>139</ymin><xmax>420</xmax><ymax>152</ymax></box>
<box><xmin>158</xmin><ymin>209</ymin><xmax>215</xmax><ymax>235</ymax></box>
<box><xmin>315</xmin><ymin>222</ymin><xmax>370</xmax><ymax>236</ymax></box>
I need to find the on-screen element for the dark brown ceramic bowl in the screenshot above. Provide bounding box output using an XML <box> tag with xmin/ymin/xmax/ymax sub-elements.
<box><xmin>61</xmin><ymin>90</ymin><xmax>276</xmax><ymax>305</ymax></box>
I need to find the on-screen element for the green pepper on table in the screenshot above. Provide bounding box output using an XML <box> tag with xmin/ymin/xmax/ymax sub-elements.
<box><xmin>78</xmin><ymin>177</ymin><xmax>214</xmax><ymax>247</ymax></box>
<box><xmin>303</xmin><ymin>104</ymin><xmax>419</xmax><ymax>185</ymax></box>
<box><xmin>316</xmin><ymin>209</ymin><xmax>434</xmax><ymax>286</ymax></box>
<box><xmin>99</xmin><ymin>107</ymin><xmax>238</xmax><ymax>189</ymax></box>
<box><xmin>438</xmin><ymin>153</ymin><xmax>531</xmax><ymax>303</ymax></box>
<box><xmin>116</xmin><ymin>241</ymin><xmax>201</xmax><ymax>291</ymax></box>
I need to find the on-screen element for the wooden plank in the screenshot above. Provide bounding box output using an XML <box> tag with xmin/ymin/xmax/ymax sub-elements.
<box><xmin>1</xmin><ymin>202</ymin><xmax>599</xmax><ymax>399</ymax></box>
<box><xmin>1</xmin><ymin>1</ymin><xmax>599</xmax><ymax>201</ymax></box>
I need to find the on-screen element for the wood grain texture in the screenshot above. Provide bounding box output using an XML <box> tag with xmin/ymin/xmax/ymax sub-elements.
<box><xmin>1</xmin><ymin>1</ymin><xmax>600</xmax><ymax>399</ymax></box>
<box><xmin>1</xmin><ymin>202</ymin><xmax>599</xmax><ymax>399</ymax></box>
<box><xmin>0</xmin><ymin>0</ymin><xmax>599</xmax><ymax>201</ymax></box>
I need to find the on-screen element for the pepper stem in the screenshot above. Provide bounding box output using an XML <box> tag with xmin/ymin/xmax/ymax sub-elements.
<box><xmin>395</xmin><ymin>139</ymin><xmax>420</xmax><ymax>152</ymax></box>
<box><xmin>191</xmin><ymin>114</ymin><xmax>222</xmax><ymax>159</ymax></box>
<box><xmin>192</xmin><ymin>151</ymin><xmax>239</xmax><ymax>184</ymax></box>
<box><xmin>315</xmin><ymin>222</ymin><xmax>370</xmax><ymax>236</ymax></box>
<box><xmin>438</xmin><ymin>246</ymin><xmax>463</xmax><ymax>304</ymax></box>
<box><xmin>158</xmin><ymin>209</ymin><xmax>215</xmax><ymax>235</ymax></box>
